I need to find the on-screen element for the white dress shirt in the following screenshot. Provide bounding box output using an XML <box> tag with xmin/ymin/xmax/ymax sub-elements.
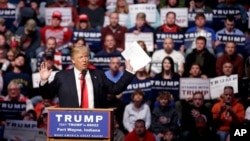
<box><xmin>74</xmin><ymin>68</ymin><xmax>94</xmax><ymax>108</ymax></box>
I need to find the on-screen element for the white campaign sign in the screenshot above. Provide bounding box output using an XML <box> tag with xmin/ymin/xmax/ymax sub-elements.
<box><xmin>160</xmin><ymin>8</ymin><xmax>188</xmax><ymax>27</ymax></box>
<box><xmin>210</xmin><ymin>75</ymin><xmax>238</xmax><ymax>99</ymax></box>
<box><xmin>4</xmin><ymin>120</ymin><xmax>38</xmax><ymax>140</ymax></box>
<box><xmin>45</xmin><ymin>8</ymin><xmax>72</xmax><ymax>26</ymax></box>
<box><xmin>179</xmin><ymin>78</ymin><xmax>211</xmax><ymax>100</ymax></box>
<box><xmin>129</xmin><ymin>4</ymin><xmax>157</xmax><ymax>25</ymax></box>
<box><xmin>125</xmin><ymin>33</ymin><xmax>154</xmax><ymax>52</ymax></box>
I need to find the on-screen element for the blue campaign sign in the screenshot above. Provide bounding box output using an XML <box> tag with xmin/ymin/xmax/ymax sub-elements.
<box><xmin>212</xmin><ymin>8</ymin><xmax>241</xmax><ymax>30</ymax></box>
<box><xmin>73</xmin><ymin>30</ymin><xmax>102</xmax><ymax>52</ymax></box>
<box><xmin>155</xmin><ymin>32</ymin><xmax>184</xmax><ymax>50</ymax></box>
<box><xmin>217</xmin><ymin>34</ymin><xmax>246</xmax><ymax>54</ymax></box>
<box><xmin>151</xmin><ymin>78</ymin><xmax>180</xmax><ymax>100</ymax></box>
<box><xmin>122</xmin><ymin>78</ymin><xmax>152</xmax><ymax>104</ymax></box>
<box><xmin>188</xmin><ymin>12</ymin><xmax>213</xmax><ymax>27</ymax></box>
<box><xmin>0</xmin><ymin>9</ymin><xmax>16</xmax><ymax>29</ymax></box>
<box><xmin>184</xmin><ymin>32</ymin><xmax>213</xmax><ymax>49</ymax></box>
<box><xmin>48</xmin><ymin>109</ymin><xmax>110</xmax><ymax>138</ymax></box>
<box><xmin>0</xmin><ymin>101</ymin><xmax>26</xmax><ymax>120</ymax></box>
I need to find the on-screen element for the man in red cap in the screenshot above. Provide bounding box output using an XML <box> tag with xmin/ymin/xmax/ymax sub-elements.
<box><xmin>40</xmin><ymin>11</ymin><xmax>72</xmax><ymax>46</ymax></box>
<box><xmin>48</xmin><ymin>0</ymin><xmax>78</xmax><ymax>26</ymax></box>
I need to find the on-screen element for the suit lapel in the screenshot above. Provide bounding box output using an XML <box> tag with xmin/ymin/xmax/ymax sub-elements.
<box><xmin>68</xmin><ymin>69</ymin><xmax>79</xmax><ymax>107</ymax></box>
<box><xmin>89</xmin><ymin>70</ymin><xmax>98</xmax><ymax>107</ymax></box>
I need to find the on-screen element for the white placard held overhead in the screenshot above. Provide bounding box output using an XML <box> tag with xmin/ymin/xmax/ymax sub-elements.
<box><xmin>32</xmin><ymin>71</ymin><xmax>58</xmax><ymax>88</ymax></box>
<box><xmin>122</xmin><ymin>42</ymin><xmax>151</xmax><ymax>72</ymax></box>
<box><xmin>129</xmin><ymin>4</ymin><xmax>157</xmax><ymax>25</ymax></box>
<box><xmin>210</xmin><ymin>75</ymin><xmax>238</xmax><ymax>99</ymax></box>
<box><xmin>125</xmin><ymin>33</ymin><xmax>154</xmax><ymax>52</ymax></box>
<box><xmin>45</xmin><ymin>8</ymin><xmax>72</xmax><ymax>26</ymax></box>
<box><xmin>160</xmin><ymin>8</ymin><xmax>188</xmax><ymax>27</ymax></box>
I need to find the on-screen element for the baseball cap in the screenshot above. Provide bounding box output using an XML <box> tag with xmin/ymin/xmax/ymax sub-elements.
<box><xmin>25</xmin><ymin>19</ymin><xmax>36</xmax><ymax>32</ymax></box>
<box><xmin>0</xmin><ymin>18</ymin><xmax>6</xmax><ymax>25</ymax></box>
<box><xmin>79</xmin><ymin>14</ymin><xmax>89</xmax><ymax>22</ymax></box>
<box><xmin>52</xmin><ymin>11</ymin><xmax>62</xmax><ymax>20</ymax></box>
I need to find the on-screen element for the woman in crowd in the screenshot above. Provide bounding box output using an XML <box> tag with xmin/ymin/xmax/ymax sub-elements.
<box><xmin>155</xmin><ymin>56</ymin><xmax>180</xmax><ymax>80</ymax></box>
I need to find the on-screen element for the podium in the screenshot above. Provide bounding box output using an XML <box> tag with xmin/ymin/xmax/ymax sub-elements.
<box><xmin>46</xmin><ymin>108</ymin><xmax>114</xmax><ymax>141</ymax></box>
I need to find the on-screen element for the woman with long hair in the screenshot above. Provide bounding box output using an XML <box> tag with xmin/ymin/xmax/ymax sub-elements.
<box><xmin>155</xmin><ymin>56</ymin><xmax>180</xmax><ymax>79</ymax></box>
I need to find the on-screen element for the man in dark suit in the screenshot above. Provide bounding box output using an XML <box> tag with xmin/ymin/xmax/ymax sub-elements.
<box><xmin>39</xmin><ymin>46</ymin><xmax>135</xmax><ymax>108</ymax></box>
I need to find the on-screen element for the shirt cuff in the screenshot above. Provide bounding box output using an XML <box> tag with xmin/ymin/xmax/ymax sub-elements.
<box><xmin>125</xmin><ymin>68</ymin><xmax>136</xmax><ymax>75</ymax></box>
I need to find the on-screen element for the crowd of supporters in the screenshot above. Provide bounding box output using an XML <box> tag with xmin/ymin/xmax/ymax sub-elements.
<box><xmin>0</xmin><ymin>0</ymin><xmax>250</xmax><ymax>141</ymax></box>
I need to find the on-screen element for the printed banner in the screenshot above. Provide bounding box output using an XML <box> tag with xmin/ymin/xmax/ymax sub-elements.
<box><xmin>32</xmin><ymin>71</ymin><xmax>58</xmax><ymax>88</ymax></box>
<box><xmin>45</xmin><ymin>8</ymin><xmax>72</xmax><ymax>26</ymax></box>
<box><xmin>0</xmin><ymin>9</ymin><xmax>16</xmax><ymax>28</ymax></box>
<box><xmin>179</xmin><ymin>78</ymin><xmax>210</xmax><ymax>100</ymax></box>
<box><xmin>160</xmin><ymin>8</ymin><xmax>188</xmax><ymax>27</ymax></box>
<box><xmin>125</xmin><ymin>33</ymin><xmax>154</xmax><ymax>52</ymax></box>
<box><xmin>155</xmin><ymin>32</ymin><xmax>184</xmax><ymax>50</ymax></box>
<box><xmin>73</xmin><ymin>30</ymin><xmax>102</xmax><ymax>52</ymax></box>
<box><xmin>151</xmin><ymin>78</ymin><xmax>180</xmax><ymax>100</ymax></box>
<box><xmin>210</xmin><ymin>75</ymin><xmax>238</xmax><ymax>99</ymax></box>
<box><xmin>184</xmin><ymin>32</ymin><xmax>212</xmax><ymax>49</ymax></box>
<box><xmin>129</xmin><ymin>4</ymin><xmax>157</xmax><ymax>25</ymax></box>
<box><xmin>48</xmin><ymin>109</ymin><xmax>111</xmax><ymax>138</ymax></box>
<box><xmin>122</xmin><ymin>78</ymin><xmax>152</xmax><ymax>103</ymax></box>
<box><xmin>4</xmin><ymin>120</ymin><xmax>38</xmax><ymax>140</ymax></box>
<box><xmin>188</xmin><ymin>12</ymin><xmax>213</xmax><ymax>27</ymax></box>
<box><xmin>0</xmin><ymin>101</ymin><xmax>26</xmax><ymax>120</ymax></box>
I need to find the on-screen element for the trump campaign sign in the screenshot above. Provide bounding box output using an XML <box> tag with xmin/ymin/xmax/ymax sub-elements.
<box><xmin>47</xmin><ymin>108</ymin><xmax>112</xmax><ymax>138</ymax></box>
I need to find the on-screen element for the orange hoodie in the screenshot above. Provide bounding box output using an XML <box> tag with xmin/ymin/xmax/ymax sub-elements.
<box><xmin>211</xmin><ymin>98</ymin><xmax>245</xmax><ymax>131</ymax></box>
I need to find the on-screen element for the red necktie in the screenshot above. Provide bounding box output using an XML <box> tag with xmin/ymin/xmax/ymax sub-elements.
<box><xmin>80</xmin><ymin>73</ymin><xmax>89</xmax><ymax>108</ymax></box>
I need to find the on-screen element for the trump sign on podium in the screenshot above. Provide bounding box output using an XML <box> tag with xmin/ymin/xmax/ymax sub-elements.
<box><xmin>47</xmin><ymin>108</ymin><xmax>112</xmax><ymax>139</ymax></box>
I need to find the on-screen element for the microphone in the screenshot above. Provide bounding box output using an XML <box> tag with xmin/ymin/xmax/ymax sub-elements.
<box><xmin>82</xmin><ymin>70</ymin><xmax>87</xmax><ymax>78</ymax></box>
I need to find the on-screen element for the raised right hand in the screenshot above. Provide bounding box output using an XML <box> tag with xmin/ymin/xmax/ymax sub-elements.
<box><xmin>39</xmin><ymin>61</ymin><xmax>52</xmax><ymax>82</ymax></box>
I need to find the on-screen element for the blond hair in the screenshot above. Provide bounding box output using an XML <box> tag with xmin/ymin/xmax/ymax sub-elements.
<box><xmin>70</xmin><ymin>46</ymin><xmax>90</xmax><ymax>58</ymax></box>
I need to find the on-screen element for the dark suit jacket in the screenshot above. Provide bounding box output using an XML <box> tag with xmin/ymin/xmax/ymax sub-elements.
<box><xmin>40</xmin><ymin>69</ymin><xmax>134</xmax><ymax>108</ymax></box>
